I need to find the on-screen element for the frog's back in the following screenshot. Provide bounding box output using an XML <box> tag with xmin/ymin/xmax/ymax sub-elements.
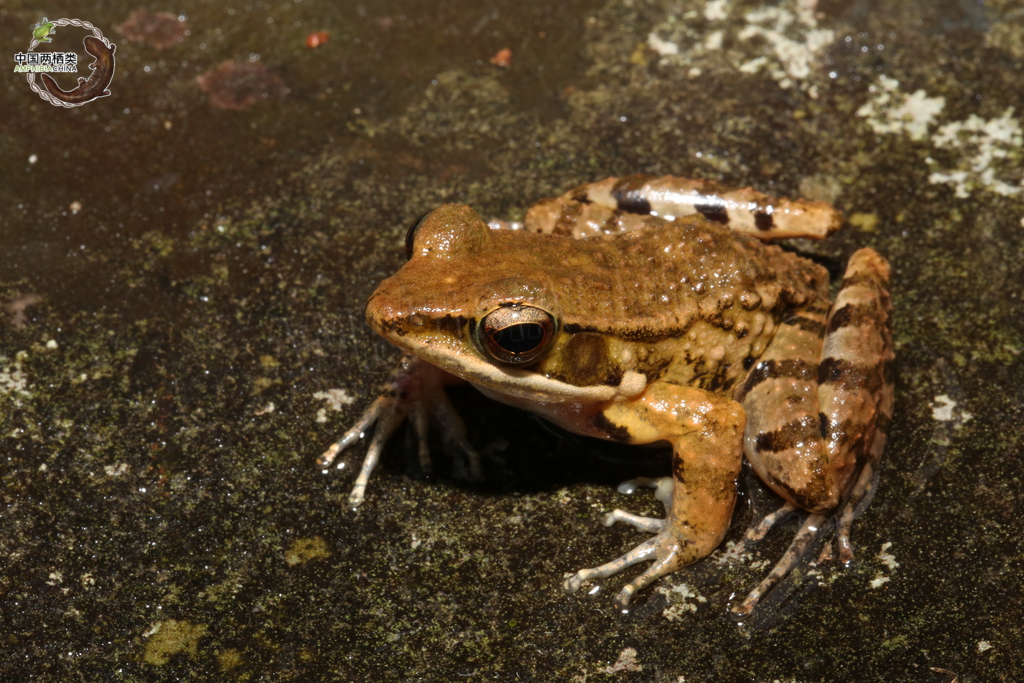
<box><xmin>527</xmin><ymin>214</ymin><xmax>828</xmax><ymax>340</ymax></box>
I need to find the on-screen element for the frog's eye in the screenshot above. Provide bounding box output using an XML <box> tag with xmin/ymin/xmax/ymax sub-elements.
<box><xmin>405</xmin><ymin>210</ymin><xmax>434</xmax><ymax>260</ymax></box>
<box><xmin>476</xmin><ymin>304</ymin><xmax>556</xmax><ymax>365</ymax></box>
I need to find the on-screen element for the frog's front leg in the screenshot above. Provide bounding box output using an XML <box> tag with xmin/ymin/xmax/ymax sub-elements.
<box><xmin>319</xmin><ymin>354</ymin><xmax>482</xmax><ymax>507</ymax></box>
<box><xmin>564</xmin><ymin>385</ymin><xmax>744</xmax><ymax>608</ymax></box>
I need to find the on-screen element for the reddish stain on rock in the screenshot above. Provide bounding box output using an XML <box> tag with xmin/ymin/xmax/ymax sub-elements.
<box><xmin>489</xmin><ymin>48</ymin><xmax>512</xmax><ymax>68</ymax></box>
<box><xmin>115</xmin><ymin>9</ymin><xmax>189</xmax><ymax>50</ymax></box>
<box><xmin>196</xmin><ymin>61</ymin><xmax>289</xmax><ymax>111</ymax></box>
<box><xmin>305</xmin><ymin>31</ymin><xmax>329</xmax><ymax>49</ymax></box>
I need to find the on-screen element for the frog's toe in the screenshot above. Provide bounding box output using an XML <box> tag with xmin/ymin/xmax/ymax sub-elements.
<box><xmin>602</xmin><ymin>509</ymin><xmax>665</xmax><ymax>533</ymax></box>
<box><xmin>565</xmin><ymin>532</ymin><xmax>684</xmax><ymax>608</ymax></box>
<box><xmin>345</xmin><ymin>404</ymin><xmax>408</xmax><ymax>508</ymax></box>
<box><xmin>408</xmin><ymin>403</ymin><xmax>432</xmax><ymax>476</ymax></box>
<box><xmin>455</xmin><ymin>442</ymin><xmax>484</xmax><ymax>482</ymax></box>
<box><xmin>600</xmin><ymin>476</ymin><xmax>674</xmax><ymax>532</ymax></box>
<box><xmin>731</xmin><ymin>511</ymin><xmax>826</xmax><ymax>618</ymax></box>
<box><xmin>615</xmin><ymin>476</ymin><xmax>674</xmax><ymax>501</ymax></box>
<box><xmin>835</xmin><ymin>444</ymin><xmax>884</xmax><ymax>563</ymax></box>
<box><xmin>316</xmin><ymin>389</ymin><xmax>408</xmax><ymax>508</ymax></box>
<box><xmin>318</xmin><ymin>393</ymin><xmax>395</xmax><ymax>468</ymax></box>
<box><xmin>615</xmin><ymin>476</ymin><xmax>661</xmax><ymax>495</ymax></box>
<box><xmin>320</xmin><ymin>355</ymin><xmax>481</xmax><ymax>507</ymax></box>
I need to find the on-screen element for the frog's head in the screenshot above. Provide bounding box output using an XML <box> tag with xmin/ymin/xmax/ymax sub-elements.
<box><xmin>365</xmin><ymin>204</ymin><xmax>619</xmax><ymax>406</ymax></box>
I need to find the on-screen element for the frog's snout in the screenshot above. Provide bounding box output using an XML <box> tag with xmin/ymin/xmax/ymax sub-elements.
<box><xmin>364</xmin><ymin>287</ymin><xmax>396</xmax><ymax>337</ymax></box>
<box><xmin>364</xmin><ymin>281</ymin><xmax>424</xmax><ymax>339</ymax></box>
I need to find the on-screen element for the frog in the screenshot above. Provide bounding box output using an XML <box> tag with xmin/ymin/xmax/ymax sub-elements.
<box><xmin>32</xmin><ymin>18</ymin><xmax>56</xmax><ymax>44</ymax></box>
<box><xmin>320</xmin><ymin>174</ymin><xmax>894</xmax><ymax>614</ymax></box>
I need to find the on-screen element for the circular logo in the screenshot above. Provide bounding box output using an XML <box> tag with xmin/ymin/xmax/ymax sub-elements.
<box><xmin>18</xmin><ymin>17</ymin><xmax>117</xmax><ymax>108</ymax></box>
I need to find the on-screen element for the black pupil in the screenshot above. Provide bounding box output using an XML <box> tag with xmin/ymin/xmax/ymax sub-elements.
<box><xmin>492</xmin><ymin>323</ymin><xmax>544</xmax><ymax>354</ymax></box>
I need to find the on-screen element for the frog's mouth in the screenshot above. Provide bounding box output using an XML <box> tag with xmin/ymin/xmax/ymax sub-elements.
<box><xmin>417</xmin><ymin>333</ymin><xmax>618</xmax><ymax>405</ymax></box>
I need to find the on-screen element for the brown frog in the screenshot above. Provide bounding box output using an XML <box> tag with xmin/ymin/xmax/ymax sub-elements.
<box><xmin>321</xmin><ymin>175</ymin><xmax>894</xmax><ymax>615</ymax></box>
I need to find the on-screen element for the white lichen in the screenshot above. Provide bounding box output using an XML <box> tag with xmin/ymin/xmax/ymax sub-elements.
<box><xmin>104</xmin><ymin>462</ymin><xmax>130</xmax><ymax>477</ymax></box>
<box><xmin>931</xmin><ymin>395</ymin><xmax>956</xmax><ymax>421</ymax></box>
<box><xmin>646</xmin><ymin>0</ymin><xmax>834</xmax><ymax>95</ymax></box>
<box><xmin>658</xmin><ymin>581</ymin><xmax>708</xmax><ymax>620</ymax></box>
<box><xmin>704</xmin><ymin>0</ymin><xmax>730</xmax><ymax>22</ymax></box>
<box><xmin>931</xmin><ymin>394</ymin><xmax>973</xmax><ymax>424</ymax></box>
<box><xmin>647</xmin><ymin>32</ymin><xmax>680</xmax><ymax>56</ymax></box>
<box><xmin>877</xmin><ymin>541</ymin><xmax>899</xmax><ymax>572</ymax></box>
<box><xmin>868</xmin><ymin>575</ymin><xmax>890</xmax><ymax>589</ymax></box>
<box><xmin>868</xmin><ymin>542</ymin><xmax>899</xmax><ymax>589</ymax></box>
<box><xmin>314</xmin><ymin>388</ymin><xmax>356</xmax><ymax>410</ymax></box>
<box><xmin>315</xmin><ymin>388</ymin><xmax>356</xmax><ymax>422</ymax></box>
<box><xmin>927</xmin><ymin>108</ymin><xmax>1023</xmax><ymax>198</ymax></box>
<box><xmin>856</xmin><ymin>75</ymin><xmax>945</xmax><ymax>141</ymax></box>
<box><xmin>737</xmin><ymin>5</ymin><xmax>835</xmax><ymax>85</ymax></box>
<box><xmin>599</xmin><ymin>647</ymin><xmax>643</xmax><ymax>673</ymax></box>
<box><xmin>0</xmin><ymin>352</ymin><xmax>31</xmax><ymax>407</ymax></box>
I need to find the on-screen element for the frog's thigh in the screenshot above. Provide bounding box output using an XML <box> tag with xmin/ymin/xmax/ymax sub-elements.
<box><xmin>603</xmin><ymin>384</ymin><xmax>744</xmax><ymax>563</ymax></box>
<box><xmin>738</xmin><ymin>248</ymin><xmax>893</xmax><ymax>513</ymax></box>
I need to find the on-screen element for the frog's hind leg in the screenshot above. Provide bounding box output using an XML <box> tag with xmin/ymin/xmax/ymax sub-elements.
<box><xmin>734</xmin><ymin>501</ymin><xmax>799</xmax><ymax>547</ymax></box>
<box><xmin>535</xmin><ymin>175</ymin><xmax>843</xmax><ymax>240</ymax></box>
<box><xmin>733</xmin><ymin>247</ymin><xmax>893</xmax><ymax>614</ymax></box>
<box><xmin>822</xmin><ymin>248</ymin><xmax>895</xmax><ymax>561</ymax></box>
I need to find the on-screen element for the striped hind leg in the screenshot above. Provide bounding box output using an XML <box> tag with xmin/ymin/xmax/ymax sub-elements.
<box><xmin>820</xmin><ymin>248</ymin><xmax>894</xmax><ymax>561</ymax></box>
<box><xmin>523</xmin><ymin>175</ymin><xmax>844</xmax><ymax>240</ymax></box>
<box><xmin>732</xmin><ymin>248</ymin><xmax>893</xmax><ymax>614</ymax></box>
<box><xmin>738</xmin><ymin>248</ymin><xmax>892</xmax><ymax>513</ymax></box>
